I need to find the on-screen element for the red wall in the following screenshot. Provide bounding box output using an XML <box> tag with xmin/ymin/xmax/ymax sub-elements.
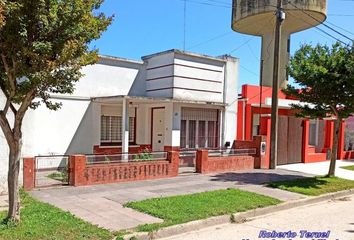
<box><xmin>196</xmin><ymin>149</ymin><xmax>254</xmax><ymax>174</ymax></box>
<box><xmin>69</xmin><ymin>152</ymin><xmax>179</xmax><ymax>186</ymax></box>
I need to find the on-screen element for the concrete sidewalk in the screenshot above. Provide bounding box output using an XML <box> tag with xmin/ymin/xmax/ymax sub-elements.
<box><xmin>30</xmin><ymin>169</ymin><xmax>312</xmax><ymax>231</ymax></box>
<box><xmin>278</xmin><ymin>160</ymin><xmax>354</xmax><ymax>180</ymax></box>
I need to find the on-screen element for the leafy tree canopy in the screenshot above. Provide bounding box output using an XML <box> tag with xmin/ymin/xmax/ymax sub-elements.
<box><xmin>0</xmin><ymin>0</ymin><xmax>112</xmax><ymax>111</ymax></box>
<box><xmin>283</xmin><ymin>42</ymin><xmax>354</xmax><ymax>120</ymax></box>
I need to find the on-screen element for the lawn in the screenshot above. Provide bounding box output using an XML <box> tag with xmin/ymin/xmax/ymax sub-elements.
<box><xmin>341</xmin><ymin>165</ymin><xmax>354</xmax><ymax>171</ymax></box>
<box><xmin>0</xmin><ymin>191</ymin><xmax>114</xmax><ymax>240</ymax></box>
<box><xmin>124</xmin><ymin>188</ymin><xmax>281</xmax><ymax>232</ymax></box>
<box><xmin>267</xmin><ymin>176</ymin><xmax>354</xmax><ymax>196</ymax></box>
<box><xmin>47</xmin><ymin>171</ymin><xmax>68</xmax><ymax>182</ymax></box>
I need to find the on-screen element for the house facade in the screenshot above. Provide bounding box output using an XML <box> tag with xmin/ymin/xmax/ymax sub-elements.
<box><xmin>0</xmin><ymin>49</ymin><xmax>239</xmax><ymax>193</ymax></box>
<box><xmin>237</xmin><ymin>84</ymin><xmax>354</xmax><ymax>166</ymax></box>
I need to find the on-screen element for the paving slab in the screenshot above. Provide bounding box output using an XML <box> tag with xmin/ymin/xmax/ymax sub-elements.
<box><xmin>30</xmin><ymin>168</ymin><xmax>313</xmax><ymax>231</ymax></box>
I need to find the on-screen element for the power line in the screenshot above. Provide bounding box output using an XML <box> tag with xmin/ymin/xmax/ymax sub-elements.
<box><xmin>183</xmin><ymin>0</ymin><xmax>187</xmax><ymax>50</ymax></box>
<box><xmin>186</xmin><ymin>31</ymin><xmax>233</xmax><ymax>50</ymax></box>
<box><xmin>286</xmin><ymin>10</ymin><xmax>350</xmax><ymax>46</ymax></box>
<box><xmin>287</xmin><ymin>1</ymin><xmax>354</xmax><ymax>43</ymax></box>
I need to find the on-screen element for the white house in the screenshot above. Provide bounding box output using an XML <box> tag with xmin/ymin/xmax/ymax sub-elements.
<box><xmin>0</xmin><ymin>49</ymin><xmax>239</xmax><ymax>193</ymax></box>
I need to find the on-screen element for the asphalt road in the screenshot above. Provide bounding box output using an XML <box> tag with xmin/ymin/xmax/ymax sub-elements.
<box><xmin>162</xmin><ymin>195</ymin><xmax>354</xmax><ymax>240</ymax></box>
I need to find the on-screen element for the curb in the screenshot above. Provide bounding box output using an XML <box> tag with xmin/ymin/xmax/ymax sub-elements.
<box><xmin>122</xmin><ymin>189</ymin><xmax>354</xmax><ymax>240</ymax></box>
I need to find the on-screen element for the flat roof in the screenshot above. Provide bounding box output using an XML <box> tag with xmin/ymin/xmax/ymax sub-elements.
<box><xmin>141</xmin><ymin>49</ymin><xmax>238</xmax><ymax>63</ymax></box>
<box><xmin>98</xmin><ymin>54</ymin><xmax>143</xmax><ymax>65</ymax></box>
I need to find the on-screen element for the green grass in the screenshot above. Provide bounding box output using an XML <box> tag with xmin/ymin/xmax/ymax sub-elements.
<box><xmin>267</xmin><ymin>176</ymin><xmax>354</xmax><ymax>196</ymax></box>
<box><xmin>341</xmin><ymin>165</ymin><xmax>354</xmax><ymax>171</ymax></box>
<box><xmin>47</xmin><ymin>171</ymin><xmax>68</xmax><ymax>182</ymax></box>
<box><xmin>124</xmin><ymin>188</ymin><xmax>281</xmax><ymax>232</ymax></box>
<box><xmin>0</xmin><ymin>191</ymin><xmax>114</xmax><ymax>240</ymax></box>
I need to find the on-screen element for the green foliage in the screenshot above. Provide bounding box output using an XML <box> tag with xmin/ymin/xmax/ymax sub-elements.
<box><xmin>133</xmin><ymin>148</ymin><xmax>153</xmax><ymax>161</ymax></box>
<box><xmin>283</xmin><ymin>42</ymin><xmax>354</xmax><ymax>120</ymax></box>
<box><xmin>46</xmin><ymin>169</ymin><xmax>68</xmax><ymax>183</ymax></box>
<box><xmin>0</xmin><ymin>0</ymin><xmax>113</xmax><ymax>110</ymax></box>
<box><xmin>0</xmin><ymin>190</ymin><xmax>113</xmax><ymax>240</ymax></box>
<box><xmin>267</xmin><ymin>176</ymin><xmax>354</xmax><ymax>196</ymax></box>
<box><xmin>104</xmin><ymin>155</ymin><xmax>111</xmax><ymax>163</ymax></box>
<box><xmin>124</xmin><ymin>188</ymin><xmax>281</xmax><ymax>232</ymax></box>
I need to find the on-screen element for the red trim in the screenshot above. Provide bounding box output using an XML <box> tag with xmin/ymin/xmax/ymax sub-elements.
<box><xmin>146</xmin><ymin>75</ymin><xmax>222</xmax><ymax>83</ymax></box>
<box><xmin>146</xmin><ymin>63</ymin><xmax>222</xmax><ymax>73</ymax></box>
<box><xmin>146</xmin><ymin>87</ymin><xmax>222</xmax><ymax>94</ymax></box>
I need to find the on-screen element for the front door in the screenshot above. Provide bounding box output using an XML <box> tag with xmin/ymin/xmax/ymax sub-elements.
<box><xmin>152</xmin><ymin>108</ymin><xmax>165</xmax><ymax>151</ymax></box>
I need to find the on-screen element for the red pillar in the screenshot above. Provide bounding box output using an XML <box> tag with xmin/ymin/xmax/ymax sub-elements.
<box><xmin>245</xmin><ymin>105</ymin><xmax>253</xmax><ymax>140</ymax></box>
<box><xmin>338</xmin><ymin>121</ymin><xmax>346</xmax><ymax>159</ymax></box>
<box><xmin>325</xmin><ymin>120</ymin><xmax>334</xmax><ymax>150</ymax></box>
<box><xmin>302</xmin><ymin>119</ymin><xmax>310</xmax><ymax>163</ymax></box>
<box><xmin>69</xmin><ymin>155</ymin><xmax>86</xmax><ymax>186</ymax></box>
<box><xmin>196</xmin><ymin>149</ymin><xmax>209</xmax><ymax>174</ymax></box>
<box><xmin>168</xmin><ymin>151</ymin><xmax>179</xmax><ymax>177</ymax></box>
<box><xmin>23</xmin><ymin>157</ymin><xmax>35</xmax><ymax>191</ymax></box>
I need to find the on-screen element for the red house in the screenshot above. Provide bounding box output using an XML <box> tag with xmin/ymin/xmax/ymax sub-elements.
<box><xmin>237</xmin><ymin>84</ymin><xmax>354</xmax><ymax>167</ymax></box>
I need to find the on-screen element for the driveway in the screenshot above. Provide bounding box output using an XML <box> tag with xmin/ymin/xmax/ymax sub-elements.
<box><xmin>278</xmin><ymin>160</ymin><xmax>354</xmax><ymax>180</ymax></box>
<box><xmin>30</xmin><ymin>168</ymin><xmax>311</xmax><ymax>231</ymax></box>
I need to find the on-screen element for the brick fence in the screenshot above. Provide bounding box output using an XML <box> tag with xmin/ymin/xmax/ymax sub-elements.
<box><xmin>233</xmin><ymin>136</ymin><xmax>268</xmax><ymax>169</ymax></box>
<box><xmin>196</xmin><ymin>149</ymin><xmax>255</xmax><ymax>174</ymax></box>
<box><xmin>69</xmin><ymin>151</ymin><xmax>179</xmax><ymax>186</ymax></box>
<box><xmin>23</xmin><ymin>151</ymin><xmax>179</xmax><ymax>191</ymax></box>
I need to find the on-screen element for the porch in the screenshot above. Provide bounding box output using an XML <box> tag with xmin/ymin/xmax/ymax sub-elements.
<box><xmin>91</xmin><ymin>96</ymin><xmax>227</xmax><ymax>166</ymax></box>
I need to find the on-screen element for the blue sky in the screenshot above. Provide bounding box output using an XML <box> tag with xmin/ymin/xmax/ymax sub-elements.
<box><xmin>91</xmin><ymin>0</ymin><xmax>354</xmax><ymax>92</ymax></box>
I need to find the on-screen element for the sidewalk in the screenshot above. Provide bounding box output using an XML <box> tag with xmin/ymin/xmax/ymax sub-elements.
<box><xmin>30</xmin><ymin>168</ymin><xmax>312</xmax><ymax>231</ymax></box>
<box><xmin>278</xmin><ymin>160</ymin><xmax>354</xmax><ymax>180</ymax></box>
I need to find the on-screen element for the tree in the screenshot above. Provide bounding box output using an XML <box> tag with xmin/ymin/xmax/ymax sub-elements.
<box><xmin>0</xmin><ymin>0</ymin><xmax>5</xmax><ymax>27</ymax></box>
<box><xmin>283</xmin><ymin>42</ymin><xmax>354</xmax><ymax>177</ymax></box>
<box><xmin>0</xmin><ymin>0</ymin><xmax>112</xmax><ymax>221</ymax></box>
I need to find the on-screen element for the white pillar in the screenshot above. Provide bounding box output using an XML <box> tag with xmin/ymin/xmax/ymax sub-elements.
<box><xmin>121</xmin><ymin>98</ymin><xmax>129</xmax><ymax>155</ymax></box>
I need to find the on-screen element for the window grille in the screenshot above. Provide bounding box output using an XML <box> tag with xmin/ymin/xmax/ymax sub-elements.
<box><xmin>180</xmin><ymin>108</ymin><xmax>219</xmax><ymax>149</ymax></box>
<box><xmin>100</xmin><ymin>115</ymin><xmax>135</xmax><ymax>143</ymax></box>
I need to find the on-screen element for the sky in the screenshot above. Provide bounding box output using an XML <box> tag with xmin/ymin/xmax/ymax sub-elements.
<box><xmin>90</xmin><ymin>0</ymin><xmax>354</xmax><ymax>92</ymax></box>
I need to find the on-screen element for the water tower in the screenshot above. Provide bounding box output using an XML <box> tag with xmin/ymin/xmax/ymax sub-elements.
<box><xmin>231</xmin><ymin>0</ymin><xmax>327</xmax><ymax>88</ymax></box>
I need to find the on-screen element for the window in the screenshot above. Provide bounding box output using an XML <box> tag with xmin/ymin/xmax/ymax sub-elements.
<box><xmin>309</xmin><ymin>119</ymin><xmax>318</xmax><ymax>146</ymax></box>
<box><xmin>181</xmin><ymin>120</ymin><xmax>187</xmax><ymax>148</ymax></box>
<box><xmin>344</xmin><ymin>116</ymin><xmax>354</xmax><ymax>151</ymax></box>
<box><xmin>100</xmin><ymin>115</ymin><xmax>135</xmax><ymax>144</ymax></box>
<box><xmin>198</xmin><ymin>121</ymin><xmax>206</xmax><ymax>148</ymax></box>
<box><xmin>180</xmin><ymin>108</ymin><xmax>219</xmax><ymax>149</ymax></box>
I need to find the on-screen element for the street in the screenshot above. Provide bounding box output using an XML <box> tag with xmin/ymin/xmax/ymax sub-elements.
<box><xmin>162</xmin><ymin>195</ymin><xmax>354</xmax><ymax>240</ymax></box>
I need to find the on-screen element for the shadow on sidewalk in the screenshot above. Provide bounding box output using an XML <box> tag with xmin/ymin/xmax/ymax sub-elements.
<box><xmin>209</xmin><ymin>172</ymin><xmax>311</xmax><ymax>185</ymax></box>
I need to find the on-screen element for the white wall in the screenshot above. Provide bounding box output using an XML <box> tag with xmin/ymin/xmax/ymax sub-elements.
<box><xmin>75</xmin><ymin>57</ymin><xmax>143</xmax><ymax>97</ymax></box>
<box><xmin>222</xmin><ymin>55</ymin><xmax>239</xmax><ymax>147</ymax></box>
<box><xmin>0</xmin><ymin>91</ymin><xmax>14</xmax><ymax>194</ymax></box>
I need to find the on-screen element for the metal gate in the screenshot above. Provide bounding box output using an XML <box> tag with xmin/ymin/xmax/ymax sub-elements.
<box><xmin>179</xmin><ymin>150</ymin><xmax>197</xmax><ymax>173</ymax></box>
<box><xmin>277</xmin><ymin>116</ymin><xmax>303</xmax><ymax>165</ymax></box>
<box><xmin>34</xmin><ymin>155</ymin><xmax>70</xmax><ymax>188</ymax></box>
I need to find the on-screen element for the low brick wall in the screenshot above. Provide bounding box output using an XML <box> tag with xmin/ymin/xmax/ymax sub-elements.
<box><xmin>69</xmin><ymin>151</ymin><xmax>179</xmax><ymax>186</ymax></box>
<box><xmin>233</xmin><ymin>136</ymin><xmax>268</xmax><ymax>169</ymax></box>
<box><xmin>196</xmin><ymin>149</ymin><xmax>255</xmax><ymax>174</ymax></box>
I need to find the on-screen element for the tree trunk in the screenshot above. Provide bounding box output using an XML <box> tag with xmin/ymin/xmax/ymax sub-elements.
<box><xmin>328</xmin><ymin>118</ymin><xmax>341</xmax><ymax>177</ymax></box>
<box><xmin>7</xmin><ymin>140</ymin><xmax>21</xmax><ymax>221</ymax></box>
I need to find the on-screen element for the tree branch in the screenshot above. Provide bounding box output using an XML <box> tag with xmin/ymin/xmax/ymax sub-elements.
<box><xmin>0</xmin><ymin>111</ymin><xmax>14</xmax><ymax>147</ymax></box>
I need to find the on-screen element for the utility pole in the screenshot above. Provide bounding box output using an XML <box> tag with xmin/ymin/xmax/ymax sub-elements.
<box><xmin>270</xmin><ymin>0</ymin><xmax>285</xmax><ymax>169</ymax></box>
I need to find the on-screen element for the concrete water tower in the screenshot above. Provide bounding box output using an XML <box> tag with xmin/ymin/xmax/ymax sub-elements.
<box><xmin>231</xmin><ymin>0</ymin><xmax>327</xmax><ymax>88</ymax></box>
